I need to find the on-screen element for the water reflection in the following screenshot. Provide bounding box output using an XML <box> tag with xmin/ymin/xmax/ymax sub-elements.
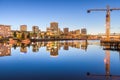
<box><xmin>0</xmin><ymin>40</ymin><xmax>120</xmax><ymax>80</ymax></box>
<box><xmin>0</xmin><ymin>40</ymin><xmax>90</xmax><ymax>57</ymax></box>
<box><xmin>0</xmin><ymin>43</ymin><xmax>11</xmax><ymax>57</ymax></box>
<box><xmin>20</xmin><ymin>43</ymin><xmax>28</xmax><ymax>53</ymax></box>
<box><xmin>31</xmin><ymin>40</ymin><xmax>88</xmax><ymax>57</ymax></box>
<box><xmin>87</xmin><ymin>50</ymin><xmax>120</xmax><ymax>80</ymax></box>
<box><xmin>1</xmin><ymin>40</ymin><xmax>119</xmax><ymax>57</ymax></box>
<box><xmin>104</xmin><ymin>50</ymin><xmax>110</xmax><ymax>80</ymax></box>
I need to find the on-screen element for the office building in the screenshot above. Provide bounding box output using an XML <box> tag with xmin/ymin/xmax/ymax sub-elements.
<box><xmin>20</xmin><ymin>25</ymin><xmax>27</xmax><ymax>31</ymax></box>
<box><xmin>32</xmin><ymin>26</ymin><xmax>39</xmax><ymax>33</ymax></box>
<box><xmin>50</xmin><ymin>22</ymin><xmax>58</xmax><ymax>30</ymax></box>
<box><xmin>81</xmin><ymin>28</ymin><xmax>87</xmax><ymax>35</ymax></box>
<box><xmin>0</xmin><ymin>25</ymin><xmax>11</xmax><ymax>38</ymax></box>
<box><xmin>64</xmin><ymin>28</ymin><xmax>69</xmax><ymax>35</ymax></box>
<box><xmin>50</xmin><ymin>22</ymin><xmax>59</xmax><ymax>38</ymax></box>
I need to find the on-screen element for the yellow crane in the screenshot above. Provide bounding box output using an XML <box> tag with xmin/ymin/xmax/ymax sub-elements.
<box><xmin>87</xmin><ymin>5</ymin><xmax>120</xmax><ymax>41</ymax></box>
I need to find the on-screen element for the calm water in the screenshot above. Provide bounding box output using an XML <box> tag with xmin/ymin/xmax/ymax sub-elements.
<box><xmin>0</xmin><ymin>40</ymin><xmax>120</xmax><ymax>80</ymax></box>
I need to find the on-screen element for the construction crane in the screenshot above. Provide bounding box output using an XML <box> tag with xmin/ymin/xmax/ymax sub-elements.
<box><xmin>87</xmin><ymin>5</ymin><xmax>120</xmax><ymax>41</ymax></box>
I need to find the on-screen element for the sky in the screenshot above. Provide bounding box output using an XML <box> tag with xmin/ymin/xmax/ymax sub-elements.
<box><xmin>0</xmin><ymin>0</ymin><xmax>120</xmax><ymax>34</ymax></box>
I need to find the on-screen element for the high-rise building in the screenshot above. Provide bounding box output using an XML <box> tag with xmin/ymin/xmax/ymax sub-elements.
<box><xmin>50</xmin><ymin>22</ymin><xmax>59</xmax><ymax>38</ymax></box>
<box><xmin>32</xmin><ymin>26</ymin><xmax>40</xmax><ymax>38</ymax></box>
<box><xmin>20</xmin><ymin>25</ymin><xmax>27</xmax><ymax>31</ymax></box>
<box><xmin>50</xmin><ymin>22</ymin><xmax>58</xmax><ymax>30</ymax></box>
<box><xmin>0</xmin><ymin>25</ymin><xmax>11</xmax><ymax>38</ymax></box>
<box><xmin>5</xmin><ymin>25</ymin><xmax>11</xmax><ymax>37</ymax></box>
<box><xmin>75</xmin><ymin>29</ymin><xmax>80</xmax><ymax>35</ymax></box>
<box><xmin>64</xmin><ymin>28</ymin><xmax>69</xmax><ymax>35</ymax></box>
<box><xmin>81</xmin><ymin>28</ymin><xmax>87</xmax><ymax>35</ymax></box>
<box><xmin>0</xmin><ymin>25</ymin><xmax>4</xmax><ymax>37</ymax></box>
<box><xmin>32</xmin><ymin>26</ymin><xmax>39</xmax><ymax>33</ymax></box>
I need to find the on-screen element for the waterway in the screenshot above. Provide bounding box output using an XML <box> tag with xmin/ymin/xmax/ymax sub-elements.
<box><xmin>0</xmin><ymin>40</ymin><xmax>120</xmax><ymax>80</ymax></box>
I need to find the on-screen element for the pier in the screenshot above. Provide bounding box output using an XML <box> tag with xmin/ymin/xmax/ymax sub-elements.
<box><xmin>101</xmin><ymin>40</ymin><xmax>120</xmax><ymax>51</ymax></box>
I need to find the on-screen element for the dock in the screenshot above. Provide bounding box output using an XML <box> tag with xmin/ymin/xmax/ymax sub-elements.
<box><xmin>100</xmin><ymin>40</ymin><xmax>120</xmax><ymax>51</ymax></box>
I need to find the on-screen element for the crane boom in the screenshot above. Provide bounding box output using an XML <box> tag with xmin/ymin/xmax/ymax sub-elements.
<box><xmin>87</xmin><ymin>8</ymin><xmax>120</xmax><ymax>12</ymax></box>
<box><xmin>110</xmin><ymin>8</ymin><xmax>120</xmax><ymax>10</ymax></box>
<box><xmin>87</xmin><ymin>9</ymin><xmax>106</xmax><ymax>13</ymax></box>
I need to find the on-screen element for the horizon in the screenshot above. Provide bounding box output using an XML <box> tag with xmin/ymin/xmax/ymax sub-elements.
<box><xmin>0</xmin><ymin>0</ymin><xmax>120</xmax><ymax>34</ymax></box>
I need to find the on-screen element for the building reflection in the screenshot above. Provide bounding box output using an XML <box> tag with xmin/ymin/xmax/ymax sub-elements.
<box><xmin>32</xmin><ymin>42</ymin><xmax>39</xmax><ymax>52</ymax></box>
<box><xmin>20</xmin><ymin>43</ymin><xmax>27</xmax><ymax>53</ymax></box>
<box><xmin>5</xmin><ymin>40</ymin><xmax>90</xmax><ymax>57</ymax></box>
<box><xmin>50</xmin><ymin>48</ymin><xmax>58</xmax><ymax>57</ymax></box>
<box><xmin>0</xmin><ymin>43</ymin><xmax>11</xmax><ymax>57</ymax></box>
<box><xmin>46</xmin><ymin>41</ymin><xmax>59</xmax><ymax>57</ymax></box>
<box><xmin>64</xmin><ymin>41</ymin><xmax>69</xmax><ymax>50</ymax></box>
<box><xmin>81</xmin><ymin>40</ymin><xmax>88</xmax><ymax>51</ymax></box>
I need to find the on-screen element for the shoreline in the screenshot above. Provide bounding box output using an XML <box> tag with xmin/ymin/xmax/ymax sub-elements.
<box><xmin>0</xmin><ymin>38</ymin><xmax>99</xmax><ymax>42</ymax></box>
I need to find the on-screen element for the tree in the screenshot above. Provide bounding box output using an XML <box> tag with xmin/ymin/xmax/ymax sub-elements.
<box><xmin>21</xmin><ymin>32</ymin><xmax>25</xmax><ymax>39</ymax></box>
<box><xmin>27</xmin><ymin>32</ymin><xmax>30</xmax><ymax>39</ymax></box>
<box><xmin>13</xmin><ymin>32</ymin><xmax>17</xmax><ymax>38</ymax></box>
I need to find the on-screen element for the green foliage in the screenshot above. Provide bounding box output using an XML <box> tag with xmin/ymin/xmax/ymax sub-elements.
<box><xmin>13</xmin><ymin>32</ymin><xmax>17</xmax><ymax>37</ymax></box>
<box><xmin>27</xmin><ymin>32</ymin><xmax>30</xmax><ymax>38</ymax></box>
<box><xmin>21</xmin><ymin>32</ymin><xmax>25</xmax><ymax>39</ymax></box>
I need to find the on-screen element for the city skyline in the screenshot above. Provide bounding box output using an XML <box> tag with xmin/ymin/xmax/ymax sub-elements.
<box><xmin>0</xmin><ymin>0</ymin><xmax>120</xmax><ymax>34</ymax></box>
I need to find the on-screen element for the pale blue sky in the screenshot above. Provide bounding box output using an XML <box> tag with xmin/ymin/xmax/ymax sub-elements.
<box><xmin>0</xmin><ymin>0</ymin><xmax>120</xmax><ymax>34</ymax></box>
